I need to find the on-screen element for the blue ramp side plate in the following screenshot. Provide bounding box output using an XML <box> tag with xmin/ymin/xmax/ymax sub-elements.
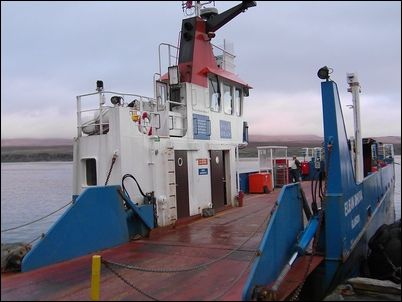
<box><xmin>22</xmin><ymin>186</ymin><xmax>129</xmax><ymax>272</ymax></box>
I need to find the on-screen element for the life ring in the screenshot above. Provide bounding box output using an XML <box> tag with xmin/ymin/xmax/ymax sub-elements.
<box><xmin>138</xmin><ymin>112</ymin><xmax>153</xmax><ymax>135</ymax></box>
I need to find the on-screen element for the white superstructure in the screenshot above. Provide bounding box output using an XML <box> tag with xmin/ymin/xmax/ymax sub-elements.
<box><xmin>72</xmin><ymin>1</ymin><xmax>256</xmax><ymax>227</ymax></box>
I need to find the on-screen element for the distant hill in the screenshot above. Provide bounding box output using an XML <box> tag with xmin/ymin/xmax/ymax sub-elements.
<box><xmin>248</xmin><ymin>134</ymin><xmax>400</xmax><ymax>144</ymax></box>
<box><xmin>371</xmin><ymin>136</ymin><xmax>401</xmax><ymax>144</ymax></box>
<box><xmin>249</xmin><ymin>134</ymin><xmax>323</xmax><ymax>142</ymax></box>
<box><xmin>1</xmin><ymin>135</ymin><xmax>400</xmax><ymax>162</ymax></box>
<box><xmin>1</xmin><ymin>136</ymin><xmax>399</xmax><ymax>147</ymax></box>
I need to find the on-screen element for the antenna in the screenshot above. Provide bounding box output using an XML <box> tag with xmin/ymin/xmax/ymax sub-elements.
<box><xmin>182</xmin><ymin>1</ymin><xmax>215</xmax><ymax>17</ymax></box>
<box><xmin>347</xmin><ymin>73</ymin><xmax>364</xmax><ymax>183</ymax></box>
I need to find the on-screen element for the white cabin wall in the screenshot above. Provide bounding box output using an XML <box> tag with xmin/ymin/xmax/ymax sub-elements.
<box><xmin>187</xmin><ymin>147</ymin><xmax>212</xmax><ymax>216</ymax></box>
<box><xmin>227</xmin><ymin>147</ymin><xmax>237</xmax><ymax>206</ymax></box>
<box><xmin>73</xmin><ymin>77</ymin><xmax>247</xmax><ymax>226</ymax></box>
<box><xmin>117</xmin><ymin>107</ymin><xmax>170</xmax><ymax>206</ymax></box>
<box><xmin>147</xmin><ymin>138</ymin><xmax>178</xmax><ymax>227</ymax></box>
<box><xmin>72</xmin><ymin>139</ymin><xmax>79</xmax><ymax>196</ymax></box>
<box><xmin>185</xmin><ymin>82</ymin><xmax>243</xmax><ymax>209</ymax></box>
<box><xmin>73</xmin><ymin>108</ymin><xmax>121</xmax><ymax>195</ymax></box>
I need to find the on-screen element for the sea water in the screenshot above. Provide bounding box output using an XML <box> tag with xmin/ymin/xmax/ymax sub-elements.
<box><xmin>1</xmin><ymin>156</ymin><xmax>401</xmax><ymax>244</ymax></box>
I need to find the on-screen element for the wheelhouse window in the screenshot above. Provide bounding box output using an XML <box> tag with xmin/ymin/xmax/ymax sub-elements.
<box><xmin>235</xmin><ymin>87</ymin><xmax>243</xmax><ymax>116</ymax></box>
<box><xmin>223</xmin><ymin>83</ymin><xmax>233</xmax><ymax>115</ymax></box>
<box><xmin>85</xmin><ymin>158</ymin><xmax>97</xmax><ymax>186</ymax></box>
<box><xmin>156</xmin><ymin>81</ymin><xmax>167</xmax><ymax>111</ymax></box>
<box><xmin>209</xmin><ymin>76</ymin><xmax>220</xmax><ymax>112</ymax></box>
<box><xmin>169</xmin><ymin>85</ymin><xmax>181</xmax><ymax>110</ymax></box>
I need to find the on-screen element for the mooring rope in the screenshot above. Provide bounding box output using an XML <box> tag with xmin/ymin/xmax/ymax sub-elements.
<box><xmin>1</xmin><ymin>200</ymin><xmax>73</xmax><ymax>233</ymax></box>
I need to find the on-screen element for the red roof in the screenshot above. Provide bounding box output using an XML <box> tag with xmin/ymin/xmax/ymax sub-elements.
<box><xmin>200</xmin><ymin>66</ymin><xmax>252</xmax><ymax>89</ymax></box>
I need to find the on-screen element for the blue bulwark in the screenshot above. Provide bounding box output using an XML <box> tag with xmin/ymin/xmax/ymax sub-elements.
<box><xmin>220</xmin><ymin>120</ymin><xmax>232</xmax><ymax>139</ymax></box>
<box><xmin>198</xmin><ymin>168</ymin><xmax>208</xmax><ymax>175</ymax></box>
<box><xmin>193</xmin><ymin>114</ymin><xmax>210</xmax><ymax>140</ymax></box>
<box><xmin>21</xmin><ymin>185</ymin><xmax>154</xmax><ymax>272</ymax></box>
<box><xmin>242</xmin><ymin>184</ymin><xmax>304</xmax><ymax>300</ymax></box>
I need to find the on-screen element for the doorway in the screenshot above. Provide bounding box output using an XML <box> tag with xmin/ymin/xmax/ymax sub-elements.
<box><xmin>210</xmin><ymin>150</ymin><xmax>227</xmax><ymax>211</ymax></box>
<box><xmin>175</xmin><ymin>150</ymin><xmax>190</xmax><ymax>219</ymax></box>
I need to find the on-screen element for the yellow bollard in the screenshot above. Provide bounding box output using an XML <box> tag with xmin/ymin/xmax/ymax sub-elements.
<box><xmin>90</xmin><ymin>255</ymin><xmax>101</xmax><ymax>301</ymax></box>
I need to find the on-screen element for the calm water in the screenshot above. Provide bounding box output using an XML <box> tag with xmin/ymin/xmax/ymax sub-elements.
<box><xmin>1</xmin><ymin>162</ymin><xmax>72</xmax><ymax>244</ymax></box>
<box><xmin>1</xmin><ymin>157</ymin><xmax>401</xmax><ymax>244</ymax></box>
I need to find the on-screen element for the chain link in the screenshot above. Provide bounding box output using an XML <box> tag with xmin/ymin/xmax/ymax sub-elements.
<box><xmin>211</xmin><ymin>229</ymin><xmax>264</xmax><ymax>301</ymax></box>
<box><xmin>103</xmin><ymin>261</ymin><xmax>159</xmax><ymax>301</ymax></box>
<box><xmin>103</xmin><ymin>211</ymin><xmax>270</xmax><ymax>274</ymax></box>
<box><xmin>101</xmin><ymin>205</ymin><xmax>273</xmax><ymax>300</ymax></box>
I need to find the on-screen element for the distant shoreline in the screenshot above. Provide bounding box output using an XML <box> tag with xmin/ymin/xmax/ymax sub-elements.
<box><xmin>1</xmin><ymin>142</ymin><xmax>400</xmax><ymax>162</ymax></box>
<box><xmin>1</xmin><ymin>145</ymin><xmax>73</xmax><ymax>163</ymax></box>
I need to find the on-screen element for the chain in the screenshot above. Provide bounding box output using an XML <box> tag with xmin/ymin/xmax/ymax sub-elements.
<box><xmin>101</xmin><ymin>206</ymin><xmax>273</xmax><ymax>300</ymax></box>
<box><xmin>1</xmin><ymin>200</ymin><xmax>73</xmax><ymax>232</ymax></box>
<box><xmin>211</xmin><ymin>218</ymin><xmax>268</xmax><ymax>301</ymax></box>
<box><xmin>27</xmin><ymin>233</ymin><xmax>45</xmax><ymax>245</ymax></box>
<box><xmin>103</xmin><ymin>261</ymin><xmax>159</xmax><ymax>301</ymax></box>
<box><xmin>103</xmin><ymin>210</ymin><xmax>270</xmax><ymax>274</ymax></box>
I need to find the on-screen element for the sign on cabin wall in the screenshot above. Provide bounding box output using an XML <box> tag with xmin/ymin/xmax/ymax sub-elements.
<box><xmin>198</xmin><ymin>168</ymin><xmax>208</xmax><ymax>175</ymax></box>
<box><xmin>193</xmin><ymin>114</ymin><xmax>211</xmax><ymax>140</ymax></box>
<box><xmin>220</xmin><ymin>120</ymin><xmax>232</xmax><ymax>139</ymax></box>
<box><xmin>197</xmin><ymin>158</ymin><xmax>208</xmax><ymax>165</ymax></box>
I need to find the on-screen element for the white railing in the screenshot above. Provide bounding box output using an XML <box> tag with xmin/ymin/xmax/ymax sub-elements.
<box><xmin>157</xmin><ymin>40</ymin><xmax>236</xmax><ymax>79</ymax></box>
<box><xmin>158</xmin><ymin>43</ymin><xmax>180</xmax><ymax>79</ymax></box>
<box><xmin>76</xmin><ymin>91</ymin><xmax>156</xmax><ymax>137</ymax></box>
<box><xmin>212</xmin><ymin>42</ymin><xmax>236</xmax><ymax>73</ymax></box>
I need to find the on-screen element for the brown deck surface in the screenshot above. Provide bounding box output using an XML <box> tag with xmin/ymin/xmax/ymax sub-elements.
<box><xmin>1</xmin><ymin>182</ymin><xmax>319</xmax><ymax>301</ymax></box>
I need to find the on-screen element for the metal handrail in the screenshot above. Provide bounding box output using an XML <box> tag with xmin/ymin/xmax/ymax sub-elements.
<box><xmin>157</xmin><ymin>41</ymin><xmax>237</xmax><ymax>76</ymax></box>
<box><xmin>76</xmin><ymin>91</ymin><xmax>156</xmax><ymax>137</ymax></box>
<box><xmin>167</xmin><ymin>100</ymin><xmax>186</xmax><ymax>106</ymax></box>
<box><xmin>212</xmin><ymin>44</ymin><xmax>236</xmax><ymax>71</ymax></box>
<box><xmin>158</xmin><ymin>43</ymin><xmax>179</xmax><ymax>78</ymax></box>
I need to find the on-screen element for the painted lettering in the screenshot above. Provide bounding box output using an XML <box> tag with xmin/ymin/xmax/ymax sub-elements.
<box><xmin>344</xmin><ymin>190</ymin><xmax>363</xmax><ymax>217</ymax></box>
<box><xmin>351</xmin><ymin>214</ymin><xmax>360</xmax><ymax>229</ymax></box>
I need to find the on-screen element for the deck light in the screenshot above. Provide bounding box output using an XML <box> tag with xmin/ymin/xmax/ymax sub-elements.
<box><xmin>96</xmin><ymin>80</ymin><xmax>104</xmax><ymax>92</ymax></box>
<box><xmin>111</xmin><ymin>96</ymin><xmax>123</xmax><ymax>106</ymax></box>
<box><xmin>317</xmin><ymin>66</ymin><xmax>332</xmax><ymax>81</ymax></box>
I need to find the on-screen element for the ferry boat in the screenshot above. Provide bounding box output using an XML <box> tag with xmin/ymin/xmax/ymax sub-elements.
<box><xmin>1</xmin><ymin>1</ymin><xmax>398</xmax><ymax>301</ymax></box>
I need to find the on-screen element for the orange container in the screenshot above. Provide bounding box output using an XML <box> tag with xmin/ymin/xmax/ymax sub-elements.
<box><xmin>248</xmin><ymin>172</ymin><xmax>273</xmax><ymax>193</ymax></box>
<box><xmin>301</xmin><ymin>161</ymin><xmax>310</xmax><ymax>175</ymax></box>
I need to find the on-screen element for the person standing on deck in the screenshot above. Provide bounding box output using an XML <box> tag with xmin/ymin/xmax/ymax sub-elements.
<box><xmin>290</xmin><ymin>155</ymin><xmax>301</xmax><ymax>183</ymax></box>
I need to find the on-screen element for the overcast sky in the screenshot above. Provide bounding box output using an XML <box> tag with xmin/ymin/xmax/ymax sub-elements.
<box><xmin>1</xmin><ymin>1</ymin><xmax>401</xmax><ymax>139</ymax></box>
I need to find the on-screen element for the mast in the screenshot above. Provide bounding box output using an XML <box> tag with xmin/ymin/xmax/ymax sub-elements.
<box><xmin>178</xmin><ymin>1</ymin><xmax>256</xmax><ymax>87</ymax></box>
<box><xmin>347</xmin><ymin>73</ymin><xmax>364</xmax><ymax>183</ymax></box>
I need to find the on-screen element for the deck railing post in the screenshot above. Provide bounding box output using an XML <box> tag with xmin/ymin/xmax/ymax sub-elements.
<box><xmin>90</xmin><ymin>255</ymin><xmax>101</xmax><ymax>301</ymax></box>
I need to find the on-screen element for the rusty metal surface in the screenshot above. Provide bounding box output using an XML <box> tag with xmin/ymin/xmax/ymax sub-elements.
<box><xmin>276</xmin><ymin>255</ymin><xmax>324</xmax><ymax>301</ymax></box>
<box><xmin>1</xmin><ymin>182</ymin><xmax>315</xmax><ymax>301</ymax></box>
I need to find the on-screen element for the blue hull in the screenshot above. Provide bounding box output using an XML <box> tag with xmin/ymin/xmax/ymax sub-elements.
<box><xmin>301</xmin><ymin>169</ymin><xmax>395</xmax><ymax>300</ymax></box>
<box><xmin>242</xmin><ymin>77</ymin><xmax>396</xmax><ymax>301</ymax></box>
